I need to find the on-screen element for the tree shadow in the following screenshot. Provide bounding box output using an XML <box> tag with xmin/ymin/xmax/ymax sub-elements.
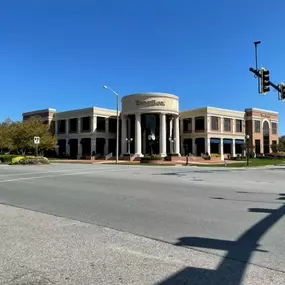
<box><xmin>156</xmin><ymin>203</ymin><xmax>285</xmax><ymax>285</ymax></box>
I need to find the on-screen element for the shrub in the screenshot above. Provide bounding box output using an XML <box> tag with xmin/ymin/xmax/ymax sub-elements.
<box><xmin>211</xmin><ymin>153</ymin><xmax>221</xmax><ymax>158</ymax></box>
<box><xmin>10</xmin><ymin>156</ymin><xmax>49</xmax><ymax>165</ymax></box>
<box><xmin>0</xmin><ymin>154</ymin><xmax>18</xmax><ymax>163</ymax></box>
<box><xmin>143</xmin><ymin>154</ymin><xmax>162</xmax><ymax>160</ymax></box>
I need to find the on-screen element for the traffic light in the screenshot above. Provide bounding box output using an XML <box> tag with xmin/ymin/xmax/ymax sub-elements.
<box><xmin>280</xmin><ymin>83</ymin><xmax>285</xmax><ymax>100</ymax></box>
<box><xmin>260</xmin><ymin>67</ymin><xmax>270</xmax><ymax>94</ymax></box>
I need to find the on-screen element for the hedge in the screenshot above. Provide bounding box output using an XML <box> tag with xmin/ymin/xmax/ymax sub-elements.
<box><xmin>0</xmin><ymin>154</ymin><xmax>18</xmax><ymax>163</ymax></box>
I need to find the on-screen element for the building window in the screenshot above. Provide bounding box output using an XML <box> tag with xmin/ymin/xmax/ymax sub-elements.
<box><xmin>69</xmin><ymin>118</ymin><xmax>78</xmax><ymax>133</ymax></box>
<box><xmin>97</xmin><ymin>117</ymin><xmax>106</xmax><ymax>132</ymax></box>
<box><xmin>81</xmin><ymin>116</ymin><xmax>91</xmax><ymax>132</ymax></box>
<box><xmin>255</xmin><ymin>139</ymin><xmax>261</xmax><ymax>154</ymax></box>
<box><xmin>224</xmin><ymin>118</ymin><xmax>231</xmax><ymax>132</ymax></box>
<box><xmin>109</xmin><ymin>118</ymin><xmax>117</xmax><ymax>133</ymax></box>
<box><xmin>236</xmin><ymin>120</ymin><xmax>243</xmax><ymax>132</ymax></box>
<box><xmin>57</xmin><ymin>120</ymin><xmax>66</xmax><ymax>133</ymax></box>
<box><xmin>211</xmin><ymin>117</ymin><xmax>219</xmax><ymax>131</ymax></box>
<box><xmin>183</xmin><ymin>118</ymin><xmax>192</xmax><ymax>133</ymax></box>
<box><xmin>272</xmin><ymin>122</ymin><xmax>277</xmax><ymax>134</ymax></box>
<box><xmin>51</xmin><ymin>121</ymin><xmax>55</xmax><ymax>135</ymax></box>
<box><xmin>195</xmin><ymin>117</ymin><xmax>204</xmax><ymax>131</ymax></box>
<box><xmin>255</xmin><ymin>120</ymin><xmax>260</xmax><ymax>133</ymax></box>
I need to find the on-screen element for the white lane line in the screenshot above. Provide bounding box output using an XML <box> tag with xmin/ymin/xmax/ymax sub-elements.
<box><xmin>0</xmin><ymin>167</ymin><xmax>126</xmax><ymax>183</ymax></box>
<box><xmin>0</xmin><ymin>167</ymin><xmax>110</xmax><ymax>177</ymax></box>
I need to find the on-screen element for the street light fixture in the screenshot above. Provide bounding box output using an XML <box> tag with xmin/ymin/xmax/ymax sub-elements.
<box><xmin>126</xmin><ymin>138</ymin><xmax>133</xmax><ymax>155</ymax></box>
<box><xmin>103</xmin><ymin>85</ymin><xmax>119</xmax><ymax>164</ymax></box>
<box><xmin>148</xmin><ymin>133</ymin><xmax>155</xmax><ymax>156</ymax></box>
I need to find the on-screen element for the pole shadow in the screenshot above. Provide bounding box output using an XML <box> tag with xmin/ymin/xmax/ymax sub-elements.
<box><xmin>156</xmin><ymin>202</ymin><xmax>285</xmax><ymax>285</ymax></box>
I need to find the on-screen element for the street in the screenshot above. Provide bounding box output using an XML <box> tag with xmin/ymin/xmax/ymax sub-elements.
<box><xmin>0</xmin><ymin>163</ymin><xmax>284</xmax><ymax>284</ymax></box>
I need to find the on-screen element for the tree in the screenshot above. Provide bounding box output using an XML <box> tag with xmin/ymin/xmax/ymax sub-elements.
<box><xmin>0</xmin><ymin>118</ymin><xmax>14</xmax><ymax>153</ymax></box>
<box><xmin>10</xmin><ymin>117</ymin><xmax>56</xmax><ymax>154</ymax></box>
<box><xmin>278</xmin><ymin>136</ymin><xmax>285</xmax><ymax>152</ymax></box>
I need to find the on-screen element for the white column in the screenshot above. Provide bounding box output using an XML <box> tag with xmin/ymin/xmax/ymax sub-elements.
<box><xmin>77</xmin><ymin>140</ymin><xmax>82</xmax><ymax>159</ymax></box>
<box><xmin>54</xmin><ymin>120</ymin><xmax>58</xmax><ymax>135</ymax></box>
<box><xmin>174</xmin><ymin>115</ymin><xmax>180</xmax><ymax>155</ymax></box>
<box><xmin>220</xmin><ymin>138</ymin><xmax>224</xmax><ymax>161</ymax></box>
<box><xmin>65</xmin><ymin>119</ymin><xmax>69</xmax><ymax>134</ymax></box>
<box><xmin>192</xmin><ymin>117</ymin><xmax>195</xmax><ymax>133</ymax></box>
<box><xmin>169</xmin><ymin>117</ymin><xmax>173</xmax><ymax>138</ymax></box>
<box><xmin>135</xmin><ymin>113</ymin><xmax>142</xmax><ymax>156</ymax></box>
<box><xmin>220</xmin><ymin>116</ymin><xmax>224</xmax><ymax>133</ymax></box>
<box><xmin>121</xmin><ymin>116</ymin><xmax>127</xmax><ymax>155</ymax></box>
<box><xmin>192</xmin><ymin>139</ymin><xmax>196</xmax><ymax>155</ymax></box>
<box><xmin>78</xmin><ymin>118</ymin><xmax>81</xmax><ymax>133</ymax></box>
<box><xmin>104</xmin><ymin>139</ymin><xmax>109</xmax><ymax>155</ymax></box>
<box><xmin>160</xmin><ymin>113</ymin><xmax>167</xmax><ymax>157</ymax></box>
<box><xmin>105</xmin><ymin>118</ymin><xmax>109</xmax><ymax>134</ymax></box>
<box><xmin>232</xmin><ymin>139</ymin><xmax>236</xmax><ymax>157</ymax></box>
<box><xmin>66</xmin><ymin>140</ymin><xmax>70</xmax><ymax>156</ymax></box>
<box><xmin>92</xmin><ymin>116</ymin><xmax>97</xmax><ymax>133</ymax></box>
<box><xmin>206</xmin><ymin>138</ymin><xmax>211</xmax><ymax>155</ymax></box>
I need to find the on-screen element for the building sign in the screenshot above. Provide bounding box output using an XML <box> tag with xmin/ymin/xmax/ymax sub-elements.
<box><xmin>261</xmin><ymin>113</ymin><xmax>271</xmax><ymax>118</ymax></box>
<box><xmin>136</xmin><ymin>100</ymin><xmax>165</xmax><ymax>107</ymax></box>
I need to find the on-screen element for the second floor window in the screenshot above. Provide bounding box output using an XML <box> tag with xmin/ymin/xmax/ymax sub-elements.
<box><xmin>81</xmin><ymin>116</ymin><xmax>91</xmax><ymax>132</ymax></box>
<box><xmin>195</xmin><ymin>117</ymin><xmax>204</xmax><ymax>131</ymax></box>
<box><xmin>57</xmin><ymin>120</ymin><xmax>66</xmax><ymax>133</ymax></box>
<box><xmin>109</xmin><ymin>118</ymin><xmax>117</xmax><ymax>133</ymax></box>
<box><xmin>69</xmin><ymin>118</ymin><xmax>78</xmax><ymax>133</ymax></box>
<box><xmin>183</xmin><ymin>118</ymin><xmax>192</xmax><ymax>132</ymax></box>
<box><xmin>224</xmin><ymin>118</ymin><xmax>231</xmax><ymax>132</ymax></box>
<box><xmin>272</xmin><ymin>122</ymin><xmax>277</xmax><ymax>134</ymax></box>
<box><xmin>236</xmin><ymin>120</ymin><xmax>243</xmax><ymax>132</ymax></box>
<box><xmin>255</xmin><ymin>120</ymin><xmax>260</xmax><ymax>133</ymax></box>
<box><xmin>97</xmin><ymin>117</ymin><xmax>106</xmax><ymax>132</ymax></box>
<box><xmin>211</xmin><ymin>116</ymin><xmax>219</xmax><ymax>131</ymax></box>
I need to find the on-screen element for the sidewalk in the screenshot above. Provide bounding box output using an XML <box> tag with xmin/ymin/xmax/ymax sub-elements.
<box><xmin>0</xmin><ymin>204</ymin><xmax>284</xmax><ymax>284</ymax></box>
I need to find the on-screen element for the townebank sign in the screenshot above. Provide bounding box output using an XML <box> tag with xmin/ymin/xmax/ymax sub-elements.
<box><xmin>135</xmin><ymin>100</ymin><xmax>165</xmax><ymax>107</ymax></box>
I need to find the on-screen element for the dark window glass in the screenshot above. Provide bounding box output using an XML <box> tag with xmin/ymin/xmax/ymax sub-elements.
<box><xmin>255</xmin><ymin>139</ymin><xmax>261</xmax><ymax>154</ymax></box>
<box><xmin>224</xmin><ymin>118</ymin><xmax>231</xmax><ymax>132</ymax></box>
<box><xmin>57</xmin><ymin>120</ymin><xmax>66</xmax><ymax>133</ymax></box>
<box><xmin>97</xmin><ymin>117</ymin><xmax>106</xmax><ymax>132</ymax></box>
<box><xmin>236</xmin><ymin>120</ymin><xmax>242</xmax><ymax>132</ymax></box>
<box><xmin>211</xmin><ymin>116</ymin><xmax>219</xmax><ymax>131</ymax></box>
<box><xmin>82</xmin><ymin>116</ymin><xmax>91</xmax><ymax>132</ymax></box>
<box><xmin>109</xmin><ymin>118</ymin><xmax>117</xmax><ymax>133</ymax></box>
<box><xmin>272</xmin><ymin>122</ymin><xmax>277</xmax><ymax>134</ymax></box>
<box><xmin>183</xmin><ymin>118</ymin><xmax>192</xmax><ymax>133</ymax></box>
<box><xmin>255</xmin><ymin>120</ymin><xmax>260</xmax><ymax>133</ymax></box>
<box><xmin>69</xmin><ymin>118</ymin><xmax>78</xmax><ymax>133</ymax></box>
<box><xmin>272</xmin><ymin>140</ymin><xmax>277</xmax><ymax>145</ymax></box>
<box><xmin>195</xmin><ymin>117</ymin><xmax>204</xmax><ymax>131</ymax></box>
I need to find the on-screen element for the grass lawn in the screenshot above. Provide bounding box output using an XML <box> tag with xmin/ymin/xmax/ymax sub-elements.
<box><xmin>196</xmin><ymin>158</ymin><xmax>285</xmax><ymax>168</ymax></box>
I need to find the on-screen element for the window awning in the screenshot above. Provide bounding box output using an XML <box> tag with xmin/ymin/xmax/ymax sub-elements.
<box><xmin>223</xmin><ymin>139</ymin><xmax>233</xmax><ymax>144</ymax></box>
<box><xmin>235</xmin><ymin>139</ymin><xmax>244</xmax><ymax>145</ymax></box>
<box><xmin>210</xmin><ymin>138</ymin><xmax>220</xmax><ymax>144</ymax></box>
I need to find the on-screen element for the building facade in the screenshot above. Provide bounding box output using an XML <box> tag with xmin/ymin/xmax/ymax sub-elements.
<box><xmin>22</xmin><ymin>93</ymin><xmax>279</xmax><ymax>159</ymax></box>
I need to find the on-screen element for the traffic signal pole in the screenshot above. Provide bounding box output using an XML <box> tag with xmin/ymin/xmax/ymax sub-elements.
<box><xmin>249</xmin><ymin>67</ymin><xmax>280</xmax><ymax>92</ymax></box>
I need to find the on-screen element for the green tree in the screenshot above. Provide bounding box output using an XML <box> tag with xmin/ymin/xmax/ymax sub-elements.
<box><xmin>278</xmin><ymin>136</ymin><xmax>285</xmax><ymax>152</ymax></box>
<box><xmin>0</xmin><ymin>118</ymin><xmax>14</xmax><ymax>153</ymax></box>
<box><xmin>12</xmin><ymin>117</ymin><xmax>56</xmax><ymax>154</ymax></box>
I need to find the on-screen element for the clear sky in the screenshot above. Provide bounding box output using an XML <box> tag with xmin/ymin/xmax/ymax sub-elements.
<box><xmin>1</xmin><ymin>0</ymin><xmax>285</xmax><ymax>133</ymax></box>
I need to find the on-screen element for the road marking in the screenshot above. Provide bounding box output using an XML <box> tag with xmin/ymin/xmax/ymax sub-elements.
<box><xmin>0</xmin><ymin>167</ymin><xmax>127</xmax><ymax>183</ymax></box>
<box><xmin>0</xmin><ymin>167</ymin><xmax>110</xmax><ymax>177</ymax></box>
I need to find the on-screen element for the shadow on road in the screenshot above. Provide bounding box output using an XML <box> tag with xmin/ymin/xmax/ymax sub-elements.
<box><xmin>156</xmin><ymin>198</ymin><xmax>285</xmax><ymax>285</ymax></box>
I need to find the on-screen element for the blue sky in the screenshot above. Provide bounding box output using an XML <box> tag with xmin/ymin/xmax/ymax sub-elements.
<box><xmin>1</xmin><ymin>0</ymin><xmax>285</xmax><ymax>133</ymax></box>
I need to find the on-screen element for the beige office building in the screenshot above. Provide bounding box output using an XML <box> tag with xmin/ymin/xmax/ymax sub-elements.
<box><xmin>23</xmin><ymin>92</ymin><xmax>279</xmax><ymax>160</ymax></box>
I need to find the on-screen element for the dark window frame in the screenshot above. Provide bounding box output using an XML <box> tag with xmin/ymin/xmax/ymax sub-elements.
<box><xmin>195</xmin><ymin>116</ymin><xmax>205</xmax><ymax>131</ymax></box>
<box><xmin>97</xmin><ymin>117</ymin><xmax>106</xmax><ymax>132</ymax></box>
<box><xmin>224</xmin><ymin>118</ymin><xmax>231</xmax><ymax>132</ymax></box>
<box><xmin>69</xmin><ymin>118</ymin><xmax>78</xmax><ymax>133</ymax></box>
<box><xmin>236</xmin><ymin>119</ymin><xmax>243</xmax><ymax>133</ymax></box>
<box><xmin>211</xmin><ymin>116</ymin><xmax>219</xmax><ymax>131</ymax></box>
<box><xmin>255</xmin><ymin>120</ymin><xmax>260</xmax><ymax>133</ymax></box>
<box><xmin>57</xmin><ymin>120</ymin><xmax>66</xmax><ymax>134</ymax></box>
<box><xmin>81</xmin><ymin>116</ymin><xmax>91</xmax><ymax>133</ymax></box>
<box><xmin>183</xmin><ymin>118</ymin><xmax>192</xmax><ymax>133</ymax></box>
<box><xmin>272</xmin><ymin>122</ymin><xmax>277</xmax><ymax>135</ymax></box>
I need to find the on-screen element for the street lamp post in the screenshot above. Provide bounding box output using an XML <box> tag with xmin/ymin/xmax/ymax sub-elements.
<box><xmin>168</xmin><ymin>138</ymin><xmax>175</xmax><ymax>155</ymax></box>
<box><xmin>148</xmin><ymin>133</ymin><xmax>155</xmax><ymax>156</ymax></box>
<box><xmin>126</xmin><ymin>138</ymin><xmax>133</xmax><ymax>158</ymax></box>
<box><xmin>103</xmin><ymin>85</ymin><xmax>119</xmax><ymax>164</ymax></box>
<box><xmin>246</xmin><ymin>134</ymin><xmax>250</xmax><ymax>167</ymax></box>
<box><xmin>183</xmin><ymin>143</ymin><xmax>189</xmax><ymax>166</ymax></box>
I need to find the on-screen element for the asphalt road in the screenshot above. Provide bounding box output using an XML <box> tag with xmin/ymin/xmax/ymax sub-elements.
<box><xmin>0</xmin><ymin>163</ymin><xmax>284</xmax><ymax>284</ymax></box>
